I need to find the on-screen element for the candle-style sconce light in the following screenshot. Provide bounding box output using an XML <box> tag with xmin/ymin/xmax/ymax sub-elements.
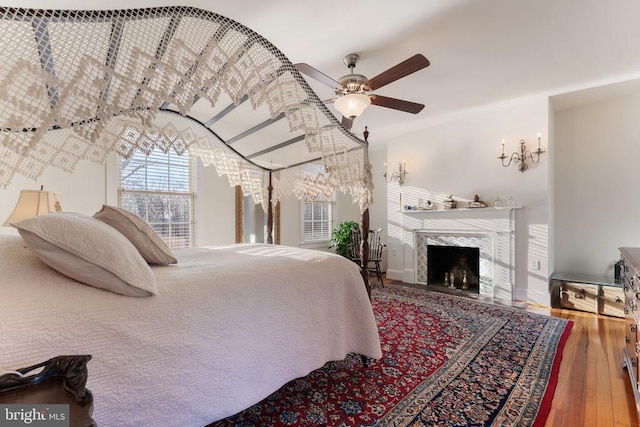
<box><xmin>498</xmin><ymin>133</ymin><xmax>545</xmax><ymax>173</ymax></box>
<box><xmin>384</xmin><ymin>161</ymin><xmax>407</xmax><ymax>186</ymax></box>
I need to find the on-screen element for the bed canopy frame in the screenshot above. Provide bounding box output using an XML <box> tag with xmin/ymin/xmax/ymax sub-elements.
<box><xmin>0</xmin><ymin>6</ymin><xmax>375</xmax><ymax>294</ymax></box>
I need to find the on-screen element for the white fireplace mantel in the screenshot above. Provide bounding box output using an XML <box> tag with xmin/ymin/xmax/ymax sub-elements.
<box><xmin>402</xmin><ymin>206</ymin><xmax>520</xmax><ymax>217</ymax></box>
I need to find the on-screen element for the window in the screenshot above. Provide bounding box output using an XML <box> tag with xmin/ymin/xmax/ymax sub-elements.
<box><xmin>118</xmin><ymin>148</ymin><xmax>195</xmax><ymax>248</ymax></box>
<box><xmin>302</xmin><ymin>194</ymin><xmax>334</xmax><ymax>243</ymax></box>
<box><xmin>300</xmin><ymin>164</ymin><xmax>335</xmax><ymax>244</ymax></box>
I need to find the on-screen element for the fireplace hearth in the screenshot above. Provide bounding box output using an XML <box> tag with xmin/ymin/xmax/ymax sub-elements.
<box><xmin>427</xmin><ymin>245</ymin><xmax>480</xmax><ymax>293</ymax></box>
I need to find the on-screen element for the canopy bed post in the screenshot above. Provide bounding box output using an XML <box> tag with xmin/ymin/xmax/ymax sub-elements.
<box><xmin>235</xmin><ymin>186</ymin><xmax>243</xmax><ymax>244</ymax></box>
<box><xmin>360</xmin><ymin>126</ymin><xmax>371</xmax><ymax>299</ymax></box>
<box><xmin>267</xmin><ymin>171</ymin><xmax>274</xmax><ymax>244</ymax></box>
<box><xmin>360</xmin><ymin>208</ymin><xmax>371</xmax><ymax>299</ymax></box>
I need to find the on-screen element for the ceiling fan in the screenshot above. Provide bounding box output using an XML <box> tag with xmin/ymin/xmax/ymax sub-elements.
<box><xmin>295</xmin><ymin>53</ymin><xmax>430</xmax><ymax>129</ymax></box>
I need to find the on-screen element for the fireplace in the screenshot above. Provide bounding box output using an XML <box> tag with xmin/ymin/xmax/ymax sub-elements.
<box><xmin>395</xmin><ymin>207</ymin><xmax>517</xmax><ymax>300</ymax></box>
<box><xmin>415</xmin><ymin>231</ymin><xmax>496</xmax><ymax>297</ymax></box>
<box><xmin>427</xmin><ymin>245</ymin><xmax>480</xmax><ymax>293</ymax></box>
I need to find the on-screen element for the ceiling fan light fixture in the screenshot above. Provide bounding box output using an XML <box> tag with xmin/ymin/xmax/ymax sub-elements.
<box><xmin>334</xmin><ymin>93</ymin><xmax>371</xmax><ymax>119</ymax></box>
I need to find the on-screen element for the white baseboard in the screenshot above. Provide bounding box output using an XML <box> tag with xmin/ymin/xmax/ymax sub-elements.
<box><xmin>386</xmin><ymin>269</ymin><xmax>403</xmax><ymax>281</ymax></box>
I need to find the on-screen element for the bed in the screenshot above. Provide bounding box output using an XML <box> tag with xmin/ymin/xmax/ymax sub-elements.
<box><xmin>0</xmin><ymin>6</ymin><xmax>382</xmax><ymax>425</ymax></box>
<box><xmin>0</xmin><ymin>231</ymin><xmax>382</xmax><ymax>426</ymax></box>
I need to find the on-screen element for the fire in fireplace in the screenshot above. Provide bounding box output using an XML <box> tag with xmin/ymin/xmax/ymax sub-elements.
<box><xmin>427</xmin><ymin>245</ymin><xmax>480</xmax><ymax>293</ymax></box>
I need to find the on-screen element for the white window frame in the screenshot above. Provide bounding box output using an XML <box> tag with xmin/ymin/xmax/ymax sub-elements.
<box><xmin>299</xmin><ymin>164</ymin><xmax>337</xmax><ymax>245</ymax></box>
<box><xmin>300</xmin><ymin>193</ymin><xmax>336</xmax><ymax>245</ymax></box>
<box><xmin>118</xmin><ymin>149</ymin><xmax>196</xmax><ymax>248</ymax></box>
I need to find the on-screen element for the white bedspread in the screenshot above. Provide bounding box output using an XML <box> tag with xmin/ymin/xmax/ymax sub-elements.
<box><xmin>0</xmin><ymin>233</ymin><xmax>381</xmax><ymax>426</ymax></box>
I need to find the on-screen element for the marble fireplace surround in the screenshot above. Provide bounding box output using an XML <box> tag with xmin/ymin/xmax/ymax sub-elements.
<box><xmin>416</xmin><ymin>231</ymin><xmax>494</xmax><ymax>294</ymax></box>
<box><xmin>403</xmin><ymin>208</ymin><xmax>517</xmax><ymax>301</ymax></box>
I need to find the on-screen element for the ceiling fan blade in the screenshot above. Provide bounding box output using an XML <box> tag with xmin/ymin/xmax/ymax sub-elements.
<box><xmin>367</xmin><ymin>54</ymin><xmax>430</xmax><ymax>91</ymax></box>
<box><xmin>295</xmin><ymin>63</ymin><xmax>342</xmax><ymax>91</ymax></box>
<box><xmin>370</xmin><ymin>95</ymin><xmax>425</xmax><ymax>114</ymax></box>
<box><xmin>342</xmin><ymin>115</ymin><xmax>354</xmax><ymax>129</ymax></box>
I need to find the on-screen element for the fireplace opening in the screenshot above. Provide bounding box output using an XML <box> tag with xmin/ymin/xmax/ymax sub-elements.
<box><xmin>427</xmin><ymin>245</ymin><xmax>480</xmax><ymax>293</ymax></box>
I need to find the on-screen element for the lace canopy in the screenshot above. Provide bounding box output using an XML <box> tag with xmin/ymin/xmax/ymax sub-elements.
<box><xmin>0</xmin><ymin>6</ymin><xmax>373</xmax><ymax>212</ymax></box>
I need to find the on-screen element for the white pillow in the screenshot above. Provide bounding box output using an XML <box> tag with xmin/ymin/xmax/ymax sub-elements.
<box><xmin>93</xmin><ymin>205</ymin><xmax>177</xmax><ymax>265</ymax></box>
<box><xmin>12</xmin><ymin>212</ymin><xmax>158</xmax><ymax>297</ymax></box>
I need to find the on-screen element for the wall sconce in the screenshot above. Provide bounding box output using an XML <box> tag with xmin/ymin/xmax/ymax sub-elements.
<box><xmin>384</xmin><ymin>161</ymin><xmax>407</xmax><ymax>185</ymax></box>
<box><xmin>498</xmin><ymin>134</ymin><xmax>545</xmax><ymax>173</ymax></box>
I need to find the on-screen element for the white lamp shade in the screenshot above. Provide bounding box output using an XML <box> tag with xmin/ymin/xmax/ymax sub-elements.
<box><xmin>333</xmin><ymin>93</ymin><xmax>371</xmax><ymax>119</ymax></box>
<box><xmin>2</xmin><ymin>190</ymin><xmax>63</xmax><ymax>226</ymax></box>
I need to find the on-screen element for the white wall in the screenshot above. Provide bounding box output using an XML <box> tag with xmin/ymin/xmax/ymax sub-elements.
<box><xmin>195</xmin><ymin>161</ymin><xmax>236</xmax><ymax>246</ymax></box>
<box><xmin>368</xmin><ymin>145</ymin><xmax>388</xmax><ymax>239</ymax></box>
<box><xmin>384</xmin><ymin>95</ymin><xmax>550</xmax><ymax>304</ymax></box>
<box><xmin>554</xmin><ymin>90</ymin><xmax>640</xmax><ymax>276</ymax></box>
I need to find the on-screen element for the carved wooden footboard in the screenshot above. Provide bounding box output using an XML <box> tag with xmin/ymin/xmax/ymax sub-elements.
<box><xmin>0</xmin><ymin>355</ymin><xmax>96</xmax><ymax>427</ymax></box>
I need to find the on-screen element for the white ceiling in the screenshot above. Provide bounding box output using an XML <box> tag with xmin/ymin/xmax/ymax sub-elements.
<box><xmin>4</xmin><ymin>0</ymin><xmax>640</xmax><ymax>142</ymax></box>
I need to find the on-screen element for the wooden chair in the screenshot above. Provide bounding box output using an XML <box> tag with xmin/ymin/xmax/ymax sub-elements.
<box><xmin>350</xmin><ymin>227</ymin><xmax>385</xmax><ymax>287</ymax></box>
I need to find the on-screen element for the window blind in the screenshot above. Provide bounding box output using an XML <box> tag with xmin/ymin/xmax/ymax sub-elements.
<box><xmin>301</xmin><ymin>163</ymin><xmax>334</xmax><ymax>243</ymax></box>
<box><xmin>119</xmin><ymin>148</ymin><xmax>194</xmax><ymax>248</ymax></box>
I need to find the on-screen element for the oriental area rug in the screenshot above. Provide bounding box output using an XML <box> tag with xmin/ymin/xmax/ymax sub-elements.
<box><xmin>211</xmin><ymin>284</ymin><xmax>572</xmax><ymax>427</ymax></box>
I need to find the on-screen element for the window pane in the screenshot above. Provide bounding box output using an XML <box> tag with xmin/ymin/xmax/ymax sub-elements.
<box><xmin>300</xmin><ymin>163</ymin><xmax>334</xmax><ymax>243</ymax></box>
<box><xmin>304</xmin><ymin>202</ymin><xmax>313</xmax><ymax>221</ymax></box>
<box><xmin>119</xmin><ymin>146</ymin><xmax>194</xmax><ymax>248</ymax></box>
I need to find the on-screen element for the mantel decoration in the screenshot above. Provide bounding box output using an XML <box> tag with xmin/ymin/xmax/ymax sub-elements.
<box><xmin>383</xmin><ymin>160</ymin><xmax>407</xmax><ymax>186</ymax></box>
<box><xmin>468</xmin><ymin>194</ymin><xmax>486</xmax><ymax>208</ymax></box>
<box><xmin>499</xmin><ymin>134</ymin><xmax>545</xmax><ymax>173</ymax></box>
<box><xmin>443</xmin><ymin>194</ymin><xmax>456</xmax><ymax>210</ymax></box>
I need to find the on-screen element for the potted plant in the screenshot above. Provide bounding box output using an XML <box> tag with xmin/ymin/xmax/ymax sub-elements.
<box><xmin>330</xmin><ymin>220</ymin><xmax>358</xmax><ymax>258</ymax></box>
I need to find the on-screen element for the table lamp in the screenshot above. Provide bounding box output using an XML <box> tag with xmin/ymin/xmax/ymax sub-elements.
<box><xmin>2</xmin><ymin>186</ymin><xmax>63</xmax><ymax>226</ymax></box>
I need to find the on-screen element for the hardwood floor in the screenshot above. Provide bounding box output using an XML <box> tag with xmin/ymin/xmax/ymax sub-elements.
<box><xmin>529</xmin><ymin>306</ymin><xmax>639</xmax><ymax>427</ymax></box>
<box><xmin>382</xmin><ymin>277</ymin><xmax>639</xmax><ymax>426</ymax></box>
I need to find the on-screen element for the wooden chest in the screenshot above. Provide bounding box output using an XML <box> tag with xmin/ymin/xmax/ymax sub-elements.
<box><xmin>552</xmin><ymin>272</ymin><xmax>624</xmax><ymax>318</ymax></box>
<box><xmin>599</xmin><ymin>285</ymin><xmax>625</xmax><ymax>318</ymax></box>
<box><xmin>559</xmin><ymin>282</ymin><xmax>599</xmax><ymax>314</ymax></box>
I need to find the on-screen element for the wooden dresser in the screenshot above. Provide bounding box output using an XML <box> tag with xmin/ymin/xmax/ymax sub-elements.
<box><xmin>620</xmin><ymin>247</ymin><xmax>640</xmax><ymax>417</ymax></box>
